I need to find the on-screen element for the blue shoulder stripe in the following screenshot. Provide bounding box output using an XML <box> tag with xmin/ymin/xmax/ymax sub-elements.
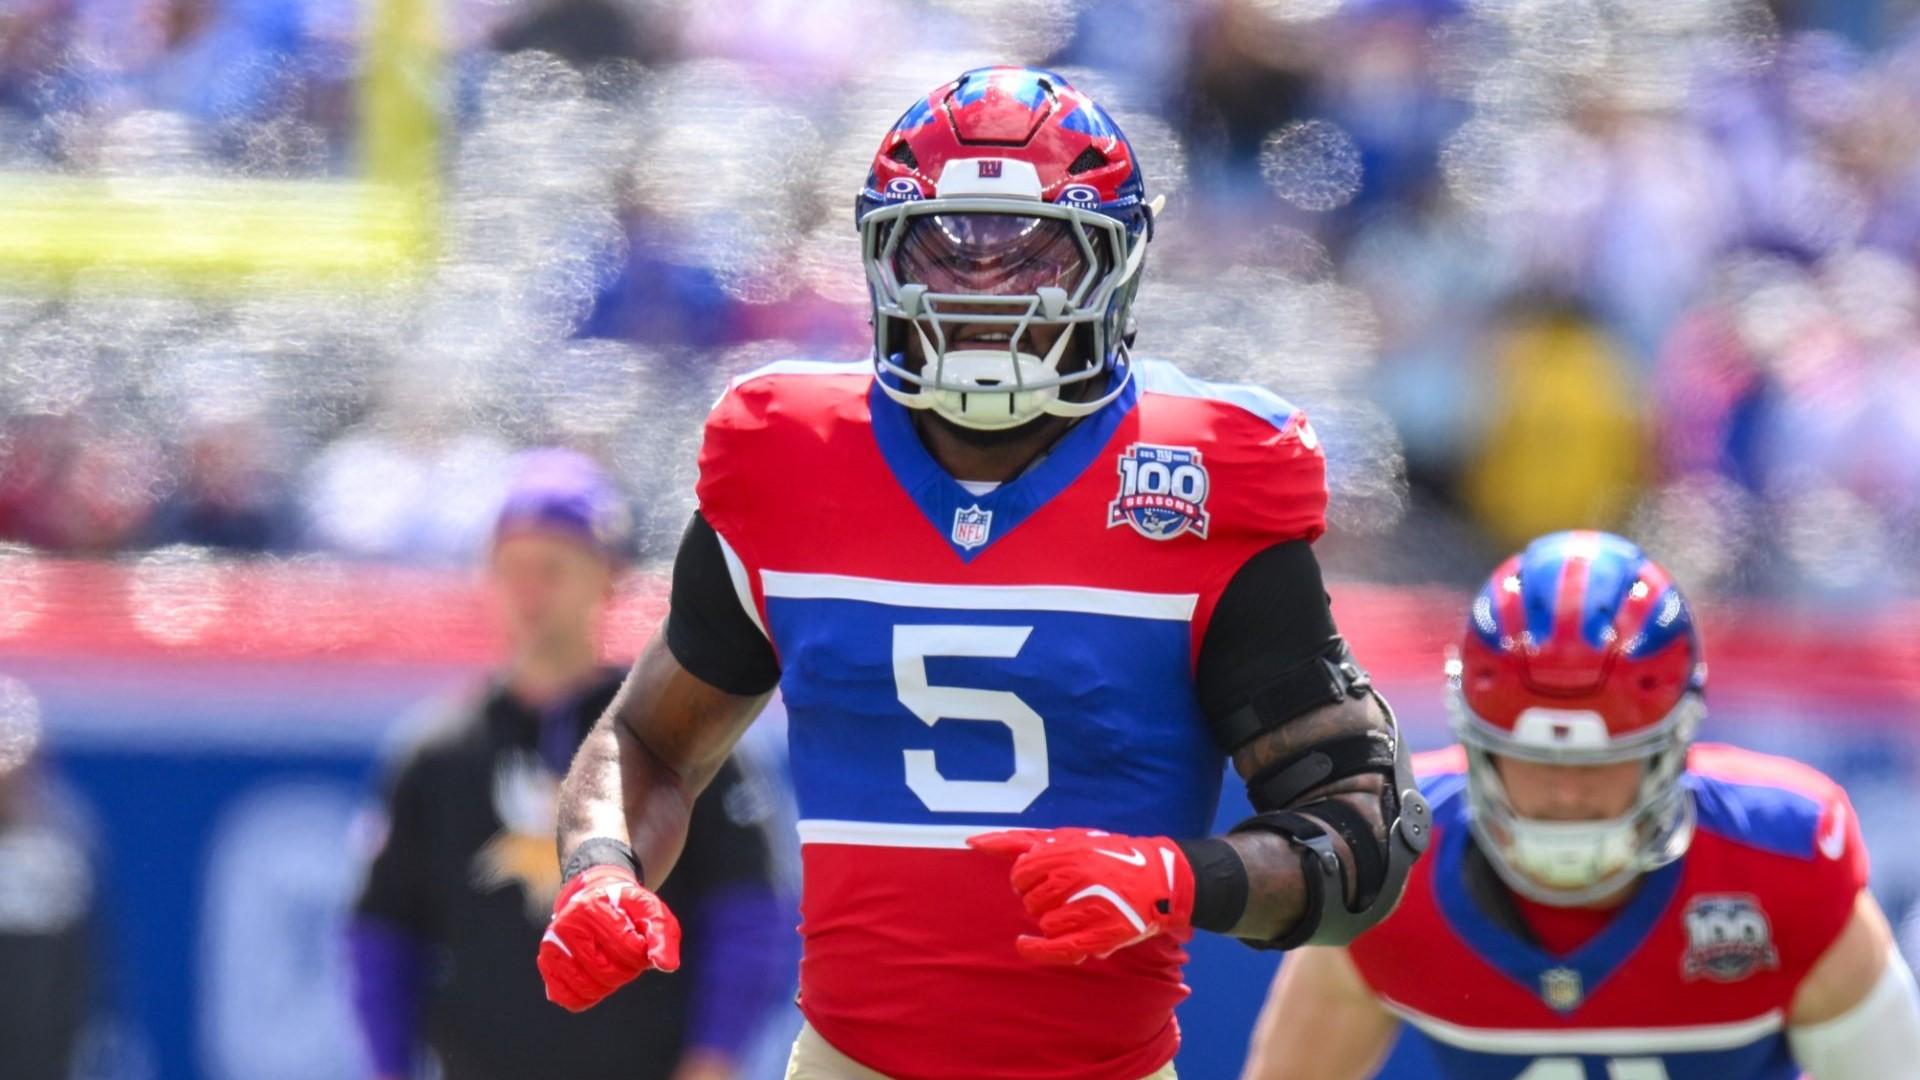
<box><xmin>1134</xmin><ymin>358</ymin><xmax>1302</xmax><ymax>434</ymax></box>
<box><xmin>1687</xmin><ymin>773</ymin><xmax>1823</xmax><ymax>861</ymax></box>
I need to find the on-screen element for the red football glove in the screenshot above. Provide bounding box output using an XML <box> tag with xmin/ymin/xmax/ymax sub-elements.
<box><xmin>969</xmin><ymin>827</ymin><xmax>1195</xmax><ymax>965</ymax></box>
<box><xmin>537</xmin><ymin>864</ymin><xmax>682</xmax><ymax>1012</ymax></box>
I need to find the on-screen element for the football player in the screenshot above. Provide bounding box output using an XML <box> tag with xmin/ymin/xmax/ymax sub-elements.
<box><xmin>535</xmin><ymin>67</ymin><xmax>1430</xmax><ymax>1079</ymax></box>
<box><xmin>1242</xmin><ymin>531</ymin><xmax>1920</xmax><ymax>1080</ymax></box>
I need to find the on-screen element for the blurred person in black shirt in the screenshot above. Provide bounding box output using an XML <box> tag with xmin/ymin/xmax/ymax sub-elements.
<box><xmin>346</xmin><ymin>449</ymin><xmax>792</xmax><ymax>1080</ymax></box>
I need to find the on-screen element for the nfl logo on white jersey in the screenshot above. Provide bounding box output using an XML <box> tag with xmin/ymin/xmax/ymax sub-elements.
<box><xmin>952</xmin><ymin>504</ymin><xmax>992</xmax><ymax>550</ymax></box>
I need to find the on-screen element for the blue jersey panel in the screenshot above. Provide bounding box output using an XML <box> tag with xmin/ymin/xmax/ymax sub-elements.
<box><xmin>1687</xmin><ymin>773</ymin><xmax>1822</xmax><ymax>861</ymax></box>
<box><xmin>1407</xmin><ymin>1030</ymin><xmax>1797</xmax><ymax>1080</ymax></box>
<box><xmin>766</xmin><ymin>594</ymin><xmax>1223</xmax><ymax>838</ymax></box>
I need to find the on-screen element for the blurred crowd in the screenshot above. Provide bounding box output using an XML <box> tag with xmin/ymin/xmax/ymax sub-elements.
<box><xmin>1</xmin><ymin>0</ymin><xmax>1917</xmax><ymax>602</ymax></box>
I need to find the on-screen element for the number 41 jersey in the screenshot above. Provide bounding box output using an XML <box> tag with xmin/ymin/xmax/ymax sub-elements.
<box><xmin>695</xmin><ymin>359</ymin><xmax>1328</xmax><ymax>1080</ymax></box>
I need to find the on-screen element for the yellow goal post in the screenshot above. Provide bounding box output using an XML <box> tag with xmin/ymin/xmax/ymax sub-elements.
<box><xmin>0</xmin><ymin>0</ymin><xmax>440</xmax><ymax>288</ymax></box>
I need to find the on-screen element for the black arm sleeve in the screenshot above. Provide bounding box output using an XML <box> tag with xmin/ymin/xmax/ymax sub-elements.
<box><xmin>664</xmin><ymin>512</ymin><xmax>782</xmax><ymax>697</ymax></box>
<box><xmin>1193</xmin><ymin>541</ymin><xmax>1431</xmax><ymax>948</ymax></box>
<box><xmin>1194</xmin><ymin>539</ymin><xmax>1341</xmax><ymax>731</ymax></box>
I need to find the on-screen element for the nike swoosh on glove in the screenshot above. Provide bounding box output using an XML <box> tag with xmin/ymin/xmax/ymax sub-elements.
<box><xmin>537</xmin><ymin>864</ymin><xmax>682</xmax><ymax>1012</ymax></box>
<box><xmin>968</xmin><ymin>827</ymin><xmax>1195</xmax><ymax>965</ymax></box>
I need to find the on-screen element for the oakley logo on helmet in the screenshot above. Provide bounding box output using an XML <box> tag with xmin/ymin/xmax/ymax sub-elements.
<box><xmin>884</xmin><ymin>177</ymin><xmax>923</xmax><ymax>201</ymax></box>
<box><xmin>1109</xmin><ymin>444</ymin><xmax>1210</xmax><ymax>541</ymax></box>
<box><xmin>1059</xmin><ymin>184</ymin><xmax>1100</xmax><ymax>207</ymax></box>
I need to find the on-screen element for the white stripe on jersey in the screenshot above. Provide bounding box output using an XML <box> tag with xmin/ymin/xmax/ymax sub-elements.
<box><xmin>760</xmin><ymin>572</ymin><xmax>1198</xmax><ymax>621</ymax></box>
<box><xmin>713</xmin><ymin>531</ymin><xmax>769</xmax><ymax>640</ymax></box>
<box><xmin>1382</xmin><ymin>998</ymin><xmax>1785</xmax><ymax>1055</ymax></box>
<box><xmin>797</xmin><ymin>820</ymin><xmax>991</xmax><ymax>849</ymax></box>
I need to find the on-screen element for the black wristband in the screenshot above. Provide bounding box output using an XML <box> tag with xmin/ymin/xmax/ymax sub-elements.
<box><xmin>562</xmin><ymin>837</ymin><xmax>642</xmax><ymax>884</ymax></box>
<box><xmin>1179</xmin><ymin>837</ymin><xmax>1250</xmax><ymax>934</ymax></box>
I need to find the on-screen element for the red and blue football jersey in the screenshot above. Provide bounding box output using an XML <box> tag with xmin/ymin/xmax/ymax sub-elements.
<box><xmin>1348</xmin><ymin>743</ymin><xmax>1869</xmax><ymax>1080</ymax></box>
<box><xmin>694</xmin><ymin>359</ymin><xmax>1327</xmax><ymax>1080</ymax></box>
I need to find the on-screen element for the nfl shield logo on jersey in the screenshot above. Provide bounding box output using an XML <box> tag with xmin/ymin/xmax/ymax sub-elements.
<box><xmin>1108</xmin><ymin>444</ymin><xmax>1211</xmax><ymax>541</ymax></box>
<box><xmin>952</xmin><ymin>504</ymin><xmax>993</xmax><ymax>551</ymax></box>
<box><xmin>1539</xmin><ymin>966</ymin><xmax>1583</xmax><ymax>1012</ymax></box>
<box><xmin>1682</xmin><ymin>895</ymin><xmax>1780</xmax><ymax>981</ymax></box>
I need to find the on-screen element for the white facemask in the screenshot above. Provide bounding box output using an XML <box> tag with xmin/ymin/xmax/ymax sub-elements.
<box><xmin>902</xmin><ymin>315</ymin><xmax>1079</xmax><ymax>430</ymax></box>
<box><xmin>1501</xmin><ymin>815</ymin><xmax>1642</xmax><ymax>890</ymax></box>
<box><xmin>1463</xmin><ymin>745</ymin><xmax>1696</xmax><ymax>907</ymax></box>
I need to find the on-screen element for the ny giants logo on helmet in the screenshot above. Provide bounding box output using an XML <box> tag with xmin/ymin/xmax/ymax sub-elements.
<box><xmin>1681</xmin><ymin>895</ymin><xmax>1780</xmax><ymax>982</ymax></box>
<box><xmin>1108</xmin><ymin>443</ymin><xmax>1210</xmax><ymax>541</ymax></box>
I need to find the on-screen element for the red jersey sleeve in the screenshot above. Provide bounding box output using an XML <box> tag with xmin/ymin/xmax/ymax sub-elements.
<box><xmin>693</xmin><ymin>375</ymin><xmax>768</xmax><ymax>552</ymax></box>
<box><xmin>1784</xmin><ymin>783</ymin><xmax>1870</xmax><ymax>987</ymax></box>
<box><xmin>693</xmin><ymin>363</ymin><xmax>873</xmax><ymax>571</ymax></box>
<box><xmin>1690</xmin><ymin>745</ymin><xmax>1871</xmax><ymax>991</ymax></box>
<box><xmin>1178</xmin><ymin>401</ymin><xmax>1330</xmax><ymax>661</ymax></box>
<box><xmin>1211</xmin><ymin>407</ymin><xmax>1328</xmax><ymax>547</ymax></box>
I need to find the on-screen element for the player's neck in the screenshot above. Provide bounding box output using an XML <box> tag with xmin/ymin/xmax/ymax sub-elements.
<box><xmin>913</xmin><ymin>411</ymin><xmax>1075</xmax><ymax>484</ymax></box>
<box><xmin>505</xmin><ymin>636</ymin><xmax>603</xmax><ymax>709</ymax></box>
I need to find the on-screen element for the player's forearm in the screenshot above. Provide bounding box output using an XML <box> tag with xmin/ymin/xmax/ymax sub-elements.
<box><xmin>1216</xmin><ymin>778</ymin><xmax>1386</xmax><ymax>941</ymax></box>
<box><xmin>555</xmin><ymin>711</ymin><xmax>697</xmax><ymax>889</ymax></box>
<box><xmin>1218</xmin><ymin>830</ymin><xmax>1304</xmax><ymax>939</ymax></box>
<box><xmin>556</xmin><ymin>633</ymin><xmax>768</xmax><ymax>887</ymax></box>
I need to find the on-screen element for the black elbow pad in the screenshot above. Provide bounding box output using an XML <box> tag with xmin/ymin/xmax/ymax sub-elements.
<box><xmin>1230</xmin><ymin>693</ymin><xmax>1432</xmax><ymax>949</ymax></box>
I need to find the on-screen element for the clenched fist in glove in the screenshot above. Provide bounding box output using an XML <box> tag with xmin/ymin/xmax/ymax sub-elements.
<box><xmin>537</xmin><ymin>852</ymin><xmax>681</xmax><ymax>1012</ymax></box>
<box><xmin>969</xmin><ymin>827</ymin><xmax>1195</xmax><ymax>965</ymax></box>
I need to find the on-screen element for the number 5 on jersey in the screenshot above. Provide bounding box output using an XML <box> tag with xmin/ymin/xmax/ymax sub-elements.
<box><xmin>892</xmin><ymin>624</ymin><xmax>1050</xmax><ymax>813</ymax></box>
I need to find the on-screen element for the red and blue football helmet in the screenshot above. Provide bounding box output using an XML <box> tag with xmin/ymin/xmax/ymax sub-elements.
<box><xmin>856</xmin><ymin>66</ymin><xmax>1156</xmax><ymax>431</ymax></box>
<box><xmin>1447</xmin><ymin>530</ymin><xmax>1708</xmax><ymax>905</ymax></box>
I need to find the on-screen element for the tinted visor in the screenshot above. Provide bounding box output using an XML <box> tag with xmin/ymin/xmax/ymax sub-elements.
<box><xmin>891</xmin><ymin>213</ymin><xmax>1097</xmax><ymax>297</ymax></box>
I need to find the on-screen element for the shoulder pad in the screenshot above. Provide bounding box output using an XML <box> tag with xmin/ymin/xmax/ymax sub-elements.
<box><xmin>1132</xmin><ymin>359</ymin><xmax>1328</xmax><ymax>545</ymax></box>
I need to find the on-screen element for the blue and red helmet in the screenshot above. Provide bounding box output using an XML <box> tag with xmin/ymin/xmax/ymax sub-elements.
<box><xmin>856</xmin><ymin>66</ymin><xmax>1151</xmax><ymax>228</ymax></box>
<box><xmin>1447</xmin><ymin>531</ymin><xmax>1707</xmax><ymax>904</ymax></box>
<box><xmin>855</xmin><ymin>67</ymin><xmax>1156</xmax><ymax>431</ymax></box>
